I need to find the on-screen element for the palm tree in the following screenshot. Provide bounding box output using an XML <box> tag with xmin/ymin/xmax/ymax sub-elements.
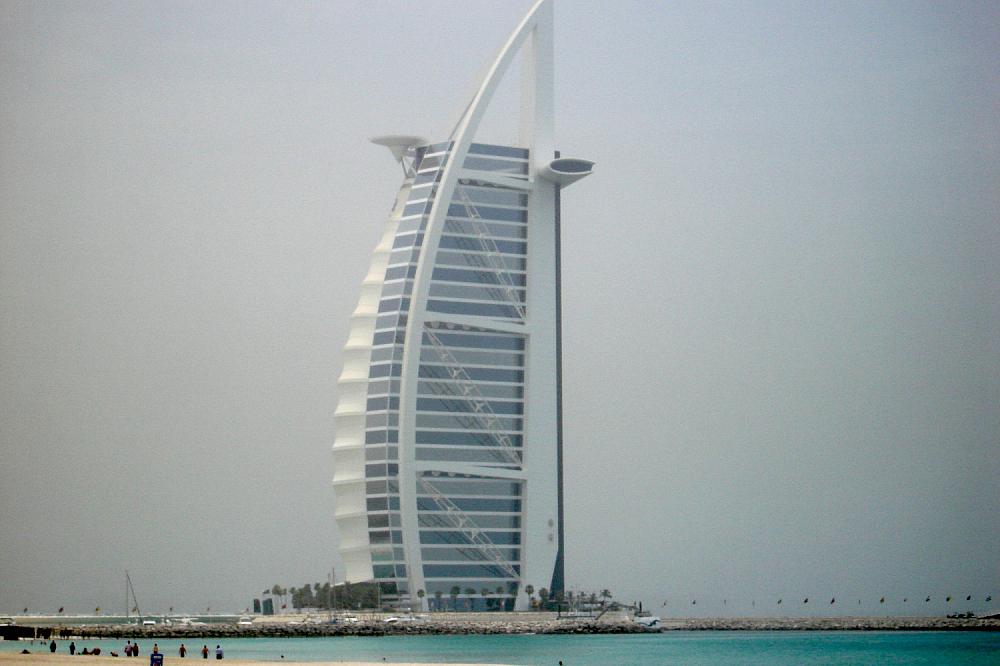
<box><xmin>449</xmin><ymin>586</ymin><xmax>461</xmax><ymax>612</ymax></box>
<box><xmin>600</xmin><ymin>589</ymin><xmax>612</xmax><ymax>606</ymax></box>
<box><xmin>464</xmin><ymin>588</ymin><xmax>477</xmax><ymax>611</ymax></box>
<box><xmin>417</xmin><ymin>589</ymin><xmax>426</xmax><ymax>611</ymax></box>
<box><xmin>434</xmin><ymin>590</ymin><xmax>444</xmax><ymax>612</ymax></box>
<box><xmin>481</xmin><ymin>588</ymin><xmax>490</xmax><ymax>611</ymax></box>
<box><xmin>538</xmin><ymin>588</ymin><xmax>549</xmax><ymax>610</ymax></box>
<box><xmin>524</xmin><ymin>585</ymin><xmax>535</xmax><ymax>609</ymax></box>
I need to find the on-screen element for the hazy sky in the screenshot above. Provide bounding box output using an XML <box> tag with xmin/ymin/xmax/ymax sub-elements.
<box><xmin>2</xmin><ymin>0</ymin><xmax>998</xmax><ymax>617</ymax></box>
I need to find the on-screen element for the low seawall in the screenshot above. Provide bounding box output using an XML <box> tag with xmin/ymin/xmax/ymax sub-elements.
<box><xmin>19</xmin><ymin>616</ymin><xmax>999</xmax><ymax>639</ymax></box>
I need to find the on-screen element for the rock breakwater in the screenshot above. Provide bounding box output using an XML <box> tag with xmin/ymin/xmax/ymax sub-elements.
<box><xmin>44</xmin><ymin>615</ymin><xmax>999</xmax><ymax>639</ymax></box>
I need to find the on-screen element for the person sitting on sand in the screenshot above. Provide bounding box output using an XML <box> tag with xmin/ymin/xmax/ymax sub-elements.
<box><xmin>81</xmin><ymin>648</ymin><xmax>90</xmax><ymax>655</ymax></box>
<box><xmin>93</xmin><ymin>648</ymin><xmax>101</xmax><ymax>656</ymax></box>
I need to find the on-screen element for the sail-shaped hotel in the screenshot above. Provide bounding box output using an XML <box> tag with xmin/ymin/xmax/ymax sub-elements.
<box><xmin>332</xmin><ymin>0</ymin><xmax>592</xmax><ymax>611</ymax></box>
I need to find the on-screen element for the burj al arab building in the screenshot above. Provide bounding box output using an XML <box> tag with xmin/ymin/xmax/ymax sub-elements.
<box><xmin>333</xmin><ymin>0</ymin><xmax>592</xmax><ymax>612</ymax></box>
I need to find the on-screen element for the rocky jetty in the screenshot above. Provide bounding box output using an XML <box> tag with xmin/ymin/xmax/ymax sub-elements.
<box><xmin>50</xmin><ymin>619</ymin><xmax>650</xmax><ymax>639</ymax></box>
<box><xmin>44</xmin><ymin>615</ymin><xmax>999</xmax><ymax>639</ymax></box>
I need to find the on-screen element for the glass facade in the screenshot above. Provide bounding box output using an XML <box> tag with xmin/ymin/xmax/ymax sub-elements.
<box><xmin>349</xmin><ymin>142</ymin><xmax>532</xmax><ymax>608</ymax></box>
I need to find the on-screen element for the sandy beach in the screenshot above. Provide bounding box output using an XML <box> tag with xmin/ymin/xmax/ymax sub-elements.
<box><xmin>0</xmin><ymin>656</ymin><xmax>504</xmax><ymax>666</ymax></box>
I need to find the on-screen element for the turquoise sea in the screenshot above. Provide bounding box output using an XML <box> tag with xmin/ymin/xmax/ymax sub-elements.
<box><xmin>4</xmin><ymin>632</ymin><xmax>999</xmax><ymax>665</ymax></box>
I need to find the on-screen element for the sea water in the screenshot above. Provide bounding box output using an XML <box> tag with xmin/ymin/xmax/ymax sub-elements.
<box><xmin>5</xmin><ymin>631</ymin><xmax>999</xmax><ymax>665</ymax></box>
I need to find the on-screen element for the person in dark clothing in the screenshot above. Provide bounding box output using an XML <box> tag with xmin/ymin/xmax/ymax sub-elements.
<box><xmin>49</xmin><ymin>641</ymin><xmax>57</xmax><ymax>653</ymax></box>
<box><xmin>215</xmin><ymin>645</ymin><xmax>223</xmax><ymax>660</ymax></box>
<box><xmin>69</xmin><ymin>642</ymin><xmax>76</xmax><ymax>655</ymax></box>
<box><xmin>179</xmin><ymin>643</ymin><xmax>187</xmax><ymax>658</ymax></box>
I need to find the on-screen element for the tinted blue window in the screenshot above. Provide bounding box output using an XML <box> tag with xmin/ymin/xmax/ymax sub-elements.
<box><xmin>374</xmin><ymin>314</ymin><xmax>407</xmax><ymax>330</ymax></box>
<box><xmin>422</xmin><ymin>564</ymin><xmax>518</xmax><ymax>578</ymax></box>
<box><xmin>447</xmin><ymin>204</ymin><xmax>526</xmax><ymax>223</ymax></box>
<box><xmin>426</xmin><ymin>300</ymin><xmax>523</xmax><ymax>319</ymax></box>
<box><xmin>416</xmin><ymin>397</ymin><xmax>523</xmax><ymax>415</ymax></box>
<box><xmin>422</xmin><ymin>332</ymin><xmax>524</xmax><ymax>351</ymax></box>
<box><xmin>365</xmin><ymin>463</ymin><xmax>398</xmax><ymax>477</ymax></box>
<box><xmin>414</xmin><ymin>171</ymin><xmax>442</xmax><ymax>186</ymax></box>
<box><xmin>416</xmin><ymin>431</ymin><xmax>522</xmax><ymax>447</ymax></box>
<box><xmin>459</xmin><ymin>187</ymin><xmax>528</xmax><ymax>207</ymax></box>
<box><xmin>422</xmin><ymin>546</ymin><xmax>521</xmax><ymax>560</ymax></box>
<box><xmin>392</xmin><ymin>233</ymin><xmax>424</xmax><ymax>249</ymax></box>
<box><xmin>385</xmin><ymin>265</ymin><xmax>417</xmax><ymax>281</ymax></box>
<box><xmin>417</xmin><ymin>497</ymin><xmax>521</xmax><ymax>512</ymax></box>
<box><xmin>378</xmin><ymin>298</ymin><xmax>411</xmax><ymax>313</ymax></box>
<box><xmin>431</xmin><ymin>267</ymin><xmax>526</xmax><ymax>286</ymax></box>
<box><xmin>420</xmin><ymin>531</ymin><xmax>521</xmax><ymax>545</ymax></box>
<box><xmin>373</xmin><ymin>330</ymin><xmax>405</xmax><ymax>346</ymax></box>
<box><xmin>368</xmin><ymin>514</ymin><xmax>390</xmax><ymax>528</ymax></box>
<box><xmin>369</xmin><ymin>363</ymin><xmax>402</xmax><ymax>379</ymax></box>
<box><xmin>419</xmin><ymin>365</ymin><xmax>523</xmax><ymax>383</ymax></box>
<box><xmin>426</xmin><ymin>142</ymin><xmax>453</xmax><ymax>154</ymax></box>
<box><xmin>396</xmin><ymin>216</ymin><xmax>427</xmax><ymax>234</ymax></box>
<box><xmin>402</xmin><ymin>202</ymin><xmax>428</xmax><ymax>217</ymax></box>
<box><xmin>438</xmin><ymin>235</ymin><xmax>526</xmax><ymax>254</ymax></box>
<box><xmin>469</xmin><ymin>144</ymin><xmax>529</xmax><ymax>159</ymax></box>
<box><xmin>372</xmin><ymin>565</ymin><xmax>394</xmax><ymax>578</ymax></box>
<box><xmin>388</xmin><ymin>248</ymin><xmax>421</xmax><ymax>265</ymax></box>
<box><xmin>366</xmin><ymin>396</ymin><xmax>400</xmax><ymax>411</ymax></box>
<box><xmin>365</xmin><ymin>429</ymin><xmax>399</xmax><ymax>444</ymax></box>
<box><xmin>444</xmin><ymin>219</ymin><xmax>526</xmax><ymax>238</ymax></box>
<box><xmin>463</xmin><ymin>157</ymin><xmax>529</xmax><ymax>174</ymax></box>
<box><xmin>415</xmin><ymin>154</ymin><xmax>445</xmax><ymax>170</ymax></box>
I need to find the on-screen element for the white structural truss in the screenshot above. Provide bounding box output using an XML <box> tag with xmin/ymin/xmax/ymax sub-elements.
<box><xmin>333</xmin><ymin>0</ymin><xmax>593</xmax><ymax>612</ymax></box>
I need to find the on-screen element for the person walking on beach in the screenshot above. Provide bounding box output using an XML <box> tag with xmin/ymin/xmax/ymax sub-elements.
<box><xmin>49</xmin><ymin>641</ymin><xmax>56</xmax><ymax>653</ymax></box>
<box><xmin>201</xmin><ymin>645</ymin><xmax>209</xmax><ymax>659</ymax></box>
<box><xmin>215</xmin><ymin>645</ymin><xmax>223</xmax><ymax>660</ymax></box>
<box><xmin>69</xmin><ymin>641</ymin><xmax>76</xmax><ymax>655</ymax></box>
<box><xmin>179</xmin><ymin>643</ymin><xmax>187</xmax><ymax>658</ymax></box>
<box><xmin>133</xmin><ymin>642</ymin><xmax>140</xmax><ymax>657</ymax></box>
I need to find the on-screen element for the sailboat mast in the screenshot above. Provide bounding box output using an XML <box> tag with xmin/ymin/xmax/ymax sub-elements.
<box><xmin>125</xmin><ymin>571</ymin><xmax>142</xmax><ymax>622</ymax></box>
